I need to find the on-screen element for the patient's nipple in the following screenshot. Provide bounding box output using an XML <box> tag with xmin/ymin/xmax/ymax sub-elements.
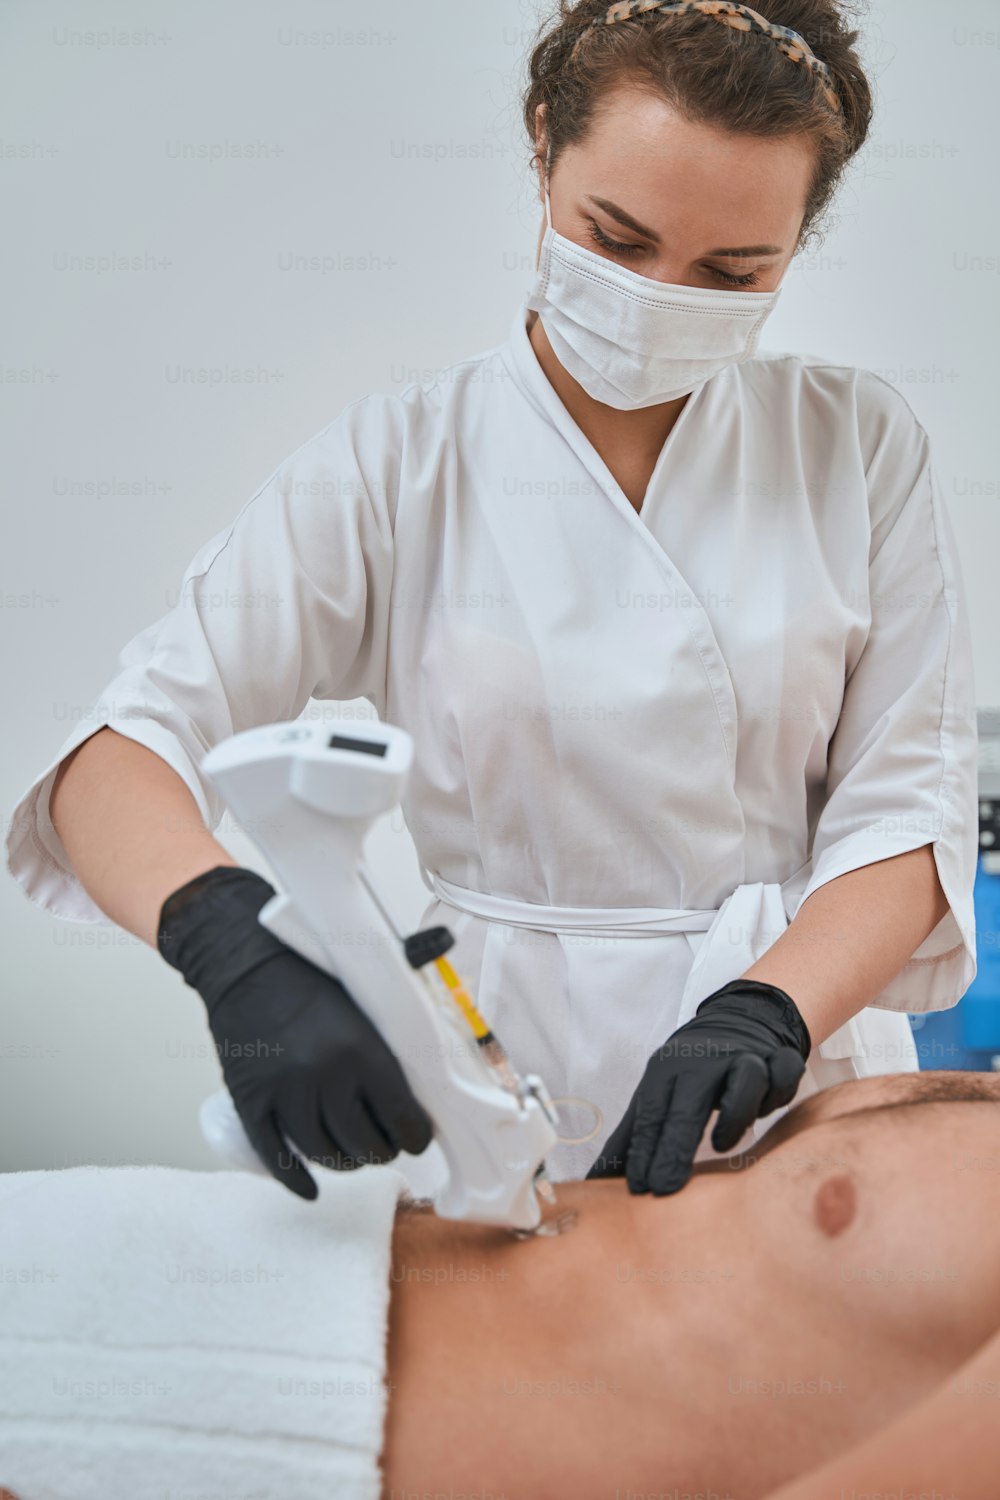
<box><xmin>813</xmin><ymin>1172</ymin><xmax>856</xmax><ymax>1237</ymax></box>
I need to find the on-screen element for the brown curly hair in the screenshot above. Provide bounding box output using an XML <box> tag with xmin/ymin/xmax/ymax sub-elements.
<box><xmin>521</xmin><ymin>0</ymin><xmax>874</xmax><ymax>251</ymax></box>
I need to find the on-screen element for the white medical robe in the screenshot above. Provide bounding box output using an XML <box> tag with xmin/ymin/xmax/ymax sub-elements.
<box><xmin>7</xmin><ymin>299</ymin><xmax>980</xmax><ymax>1181</ymax></box>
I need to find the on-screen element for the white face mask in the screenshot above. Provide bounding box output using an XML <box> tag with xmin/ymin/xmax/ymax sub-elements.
<box><xmin>526</xmin><ymin>151</ymin><xmax>785</xmax><ymax>409</ymax></box>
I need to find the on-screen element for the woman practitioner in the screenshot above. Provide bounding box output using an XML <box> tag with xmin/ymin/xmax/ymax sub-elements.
<box><xmin>7</xmin><ymin>1</ymin><xmax>978</xmax><ymax>1198</ymax></box>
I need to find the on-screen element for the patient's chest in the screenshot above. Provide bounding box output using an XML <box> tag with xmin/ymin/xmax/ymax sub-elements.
<box><xmin>380</xmin><ymin>1120</ymin><xmax>1000</xmax><ymax>1500</ymax></box>
<box><xmin>748</xmin><ymin>1108</ymin><xmax>1000</xmax><ymax>1386</ymax></box>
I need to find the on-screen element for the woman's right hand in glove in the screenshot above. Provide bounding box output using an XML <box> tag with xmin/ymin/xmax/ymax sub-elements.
<box><xmin>157</xmin><ymin>864</ymin><xmax>434</xmax><ymax>1200</ymax></box>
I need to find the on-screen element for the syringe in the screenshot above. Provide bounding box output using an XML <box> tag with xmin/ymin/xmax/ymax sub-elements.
<box><xmin>362</xmin><ymin>859</ymin><xmax>577</xmax><ymax>1237</ymax></box>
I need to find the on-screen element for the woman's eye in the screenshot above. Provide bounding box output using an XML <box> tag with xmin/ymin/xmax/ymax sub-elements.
<box><xmin>586</xmin><ymin>217</ymin><xmax>645</xmax><ymax>259</ymax></box>
<box><xmin>585</xmin><ymin>217</ymin><xmax>764</xmax><ymax>287</ymax></box>
<box><xmin>707</xmin><ymin>265</ymin><xmax>762</xmax><ymax>288</ymax></box>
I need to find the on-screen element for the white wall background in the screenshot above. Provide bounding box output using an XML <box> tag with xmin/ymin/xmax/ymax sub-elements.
<box><xmin>2</xmin><ymin>0</ymin><xmax>997</xmax><ymax>1171</ymax></box>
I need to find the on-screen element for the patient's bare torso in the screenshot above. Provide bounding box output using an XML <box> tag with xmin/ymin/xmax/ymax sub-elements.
<box><xmin>382</xmin><ymin>1081</ymin><xmax>1000</xmax><ymax>1499</ymax></box>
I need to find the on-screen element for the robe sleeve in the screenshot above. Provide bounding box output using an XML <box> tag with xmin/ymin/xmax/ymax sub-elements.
<box><xmin>790</xmin><ymin>378</ymin><xmax>979</xmax><ymax>1015</ymax></box>
<box><xmin>5</xmin><ymin>394</ymin><xmax>402</xmax><ymax>926</ymax></box>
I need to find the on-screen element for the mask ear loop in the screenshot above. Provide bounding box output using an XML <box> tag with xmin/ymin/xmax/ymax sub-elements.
<box><xmin>542</xmin><ymin>142</ymin><xmax>553</xmax><ymax>231</ymax></box>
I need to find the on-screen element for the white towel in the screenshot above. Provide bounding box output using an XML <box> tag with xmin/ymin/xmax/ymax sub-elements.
<box><xmin>0</xmin><ymin>1161</ymin><xmax>410</xmax><ymax>1500</ymax></box>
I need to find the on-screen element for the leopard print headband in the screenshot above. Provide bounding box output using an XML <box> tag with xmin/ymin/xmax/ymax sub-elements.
<box><xmin>568</xmin><ymin>0</ymin><xmax>841</xmax><ymax>114</ymax></box>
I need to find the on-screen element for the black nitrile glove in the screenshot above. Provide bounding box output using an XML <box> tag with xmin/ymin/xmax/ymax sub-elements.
<box><xmin>587</xmin><ymin>979</ymin><xmax>811</xmax><ymax>1196</ymax></box>
<box><xmin>157</xmin><ymin>865</ymin><xmax>433</xmax><ymax>1200</ymax></box>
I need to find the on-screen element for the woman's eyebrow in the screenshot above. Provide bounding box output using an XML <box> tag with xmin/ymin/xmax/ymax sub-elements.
<box><xmin>584</xmin><ymin>195</ymin><xmax>782</xmax><ymax>256</ymax></box>
<box><xmin>707</xmin><ymin>243</ymin><xmax>783</xmax><ymax>257</ymax></box>
<box><xmin>585</xmin><ymin>194</ymin><xmax>662</xmax><ymax>241</ymax></box>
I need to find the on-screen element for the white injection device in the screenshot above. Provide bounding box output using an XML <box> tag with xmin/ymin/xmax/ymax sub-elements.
<box><xmin>196</xmin><ymin>719</ymin><xmax>564</xmax><ymax>1232</ymax></box>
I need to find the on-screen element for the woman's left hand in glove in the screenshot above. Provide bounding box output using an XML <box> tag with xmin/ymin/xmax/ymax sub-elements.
<box><xmin>587</xmin><ymin>979</ymin><xmax>812</xmax><ymax>1196</ymax></box>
